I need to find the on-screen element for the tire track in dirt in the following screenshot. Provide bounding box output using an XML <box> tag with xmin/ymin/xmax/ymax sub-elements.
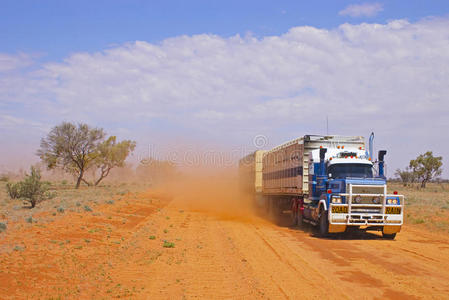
<box><xmin>1</xmin><ymin>189</ymin><xmax>449</xmax><ymax>299</ymax></box>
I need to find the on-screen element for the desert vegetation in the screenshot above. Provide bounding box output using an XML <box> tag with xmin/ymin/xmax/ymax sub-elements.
<box><xmin>395</xmin><ymin>151</ymin><xmax>443</xmax><ymax>188</ymax></box>
<box><xmin>389</xmin><ymin>182</ymin><xmax>449</xmax><ymax>233</ymax></box>
<box><xmin>37</xmin><ymin>122</ymin><xmax>136</xmax><ymax>189</ymax></box>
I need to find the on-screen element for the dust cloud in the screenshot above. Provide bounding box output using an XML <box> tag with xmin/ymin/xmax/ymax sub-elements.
<box><xmin>153</xmin><ymin>166</ymin><xmax>259</xmax><ymax>223</ymax></box>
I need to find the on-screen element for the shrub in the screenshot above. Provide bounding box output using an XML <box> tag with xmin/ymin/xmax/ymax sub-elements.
<box><xmin>149</xmin><ymin>235</ymin><xmax>156</xmax><ymax>240</ymax></box>
<box><xmin>26</xmin><ymin>217</ymin><xmax>33</xmax><ymax>223</ymax></box>
<box><xmin>13</xmin><ymin>245</ymin><xmax>24</xmax><ymax>251</ymax></box>
<box><xmin>163</xmin><ymin>241</ymin><xmax>175</xmax><ymax>248</ymax></box>
<box><xmin>57</xmin><ymin>207</ymin><xmax>65</xmax><ymax>213</ymax></box>
<box><xmin>45</xmin><ymin>191</ymin><xmax>57</xmax><ymax>199</ymax></box>
<box><xmin>6</xmin><ymin>167</ymin><xmax>49</xmax><ymax>208</ymax></box>
<box><xmin>84</xmin><ymin>205</ymin><xmax>92</xmax><ymax>212</ymax></box>
<box><xmin>6</xmin><ymin>182</ymin><xmax>22</xmax><ymax>199</ymax></box>
<box><xmin>0</xmin><ymin>222</ymin><xmax>6</xmax><ymax>233</ymax></box>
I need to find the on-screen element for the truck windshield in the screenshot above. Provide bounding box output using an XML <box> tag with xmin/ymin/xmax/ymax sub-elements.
<box><xmin>328</xmin><ymin>163</ymin><xmax>373</xmax><ymax>179</ymax></box>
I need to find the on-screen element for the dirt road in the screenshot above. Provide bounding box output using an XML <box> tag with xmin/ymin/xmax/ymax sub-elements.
<box><xmin>1</xmin><ymin>190</ymin><xmax>449</xmax><ymax>299</ymax></box>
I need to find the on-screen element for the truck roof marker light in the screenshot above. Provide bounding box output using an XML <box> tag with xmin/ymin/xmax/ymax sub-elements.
<box><xmin>337</xmin><ymin>146</ymin><xmax>340</xmax><ymax>149</ymax></box>
<box><xmin>329</xmin><ymin>157</ymin><xmax>332</xmax><ymax>160</ymax></box>
<box><xmin>393</xmin><ymin>191</ymin><xmax>398</xmax><ymax>195</ymax></box>
<box><xmin>342</xmin><ymin>146</ymin><xmax>344</xmax><ymax>149</ymax></box>
<box><xmin>359</xmin><ymin>146</ymin><xmax>363</xmax><ymax>150</ymax></box>
<box><xmin>327</xmin><ymin>189</ymin><xmax>332</xmax><ymax>194</ymax></box>
<box><xmin>320</xmin><ymin>145</ymin><xmax>323</xmax><ymax>148</ymax></box>
<box><xmin>368</xmin><ymin>157</ymin><xmax>371</xmax><ymax>161</ymax></box>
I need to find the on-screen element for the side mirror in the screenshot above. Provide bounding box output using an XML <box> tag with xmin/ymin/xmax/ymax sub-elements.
<box><xmin>378</xmin><ymin>150</ymin><xmax>387</xmax><ymax>162</ymax></box>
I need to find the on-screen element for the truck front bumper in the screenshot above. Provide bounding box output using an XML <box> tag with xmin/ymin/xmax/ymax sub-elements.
<box><xmin>328</xmin><ymin>191</ymin><xmax>404</xmax><ymax>231</ymax></box>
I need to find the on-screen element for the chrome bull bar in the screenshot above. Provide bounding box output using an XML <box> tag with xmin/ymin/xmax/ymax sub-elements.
<box><xmin>329</xmin><ymin>184</ymin><xmax>404</xmax><ymax>226</ymax></box>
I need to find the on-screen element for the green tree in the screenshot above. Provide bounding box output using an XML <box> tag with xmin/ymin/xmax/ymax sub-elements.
<box><xmin>93</xmin><ymin>136</ymin><xmax>136</xmax><ymax>186</ymax></box>
<box><xmin>37</xmin><ymin>122</ymin><xmax>105</xmax><ymax>189</ymax></box>
<box><xmin>409</xmin><ymin>151</ymin><xmax>443</xmax><ymax>188</ymax></box>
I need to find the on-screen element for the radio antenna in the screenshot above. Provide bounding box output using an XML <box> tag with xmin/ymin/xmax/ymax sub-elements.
<box><xmin>326</xmin><ymin>115</ymin><xmax>329</xmax><ymax>135</ymax></box>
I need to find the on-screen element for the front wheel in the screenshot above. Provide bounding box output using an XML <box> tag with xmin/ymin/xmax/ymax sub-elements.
<box><xmin>319</xmin><ymin>209</ymin><xmax>329</xmax><ymax>237</ymax></box>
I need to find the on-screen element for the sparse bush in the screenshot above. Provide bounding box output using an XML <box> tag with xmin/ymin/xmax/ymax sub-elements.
<box><xmin>6</xmin><ymin>182</ymin><xmax>22</xmax><ymax>199</ymax></box>
<box><xmin>106</xmin><ymin>200</ymin><xmax>115</xmax><ymax>205</ymax></box>
<box><xmin>26</xmin><ymin>217</ymin><xmax>33</xmax><ymax>223</ymax></box>
<box><xmin>13</xmin><ymin>245</ymin><xmax>24</xmax><ymax>251</ymax></box>
<box><xmin>6</xmin><ymin>167</ymin><xmax>49</xmax><ymax>208</ymax></box>
<box><xmin>84</xmin><ymin>205</ymin><xmax>92</xmax><ymax>212</ymax></box>
<box><xmin>45</xmin><ymin>191</ymin><xmax>57</xmax><ymax>199</ymax></box>
<box><xmin>149</xmin><ymin>235</ymin><xmax>156</xmax><ymax>240</ymax></box>
<box><xmin>413</xmin><ymin>218</ymin><xmax>425</xmax><ymax>224</ymax></box>
<box><xmin>61</xmin><ymin>179</ymin><xmax>68</xmax><ymax>185</ymax></box>
<box><xmin>0</xmin><ymin>222</ymin><xmax>6</xmax><ymax>233</ymax></box>
<box><xmin>57</xmin><ymin>207</ymin><xmax>65</xmax><ymax>213</ymax></box>
<box><xmin>163</xmin><ymin>241</ymin><xmax>175</xmax><ymax>248</ymax></box>
<box><xmin>395</xmin><ymin>167</ymin><xmax>416</xmax><ymax>186</ymax></box>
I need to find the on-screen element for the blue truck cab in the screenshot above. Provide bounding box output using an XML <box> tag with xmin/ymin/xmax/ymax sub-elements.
<box><xmin>304</xmin><ymin>145</ymin><xmax>403</xmax><ymax>239</ymax></box>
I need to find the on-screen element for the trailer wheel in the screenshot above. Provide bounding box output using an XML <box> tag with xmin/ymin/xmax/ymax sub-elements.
<box><xmin>382</xmin><ymin>232</ymin><xmax>396</xmax><ymax>240</ymax></box>
<box><xmin>319</xmin><ymin>209</ymin><xmax>329</xmax><ymax>237</ymax></box>
<box><xmin>297</xmin><ymin>211</ymin><xmax>303</xmax><ymax>227</ymax></box>
<box><xmin>290</xmin><ymin>199</ymin><xmax>298</xmax><ymax>226</ymax></box>
<box><xmin>291</xmin><ymin>209</ymin><xmax>298</xmax><ymax>226</ymax></box>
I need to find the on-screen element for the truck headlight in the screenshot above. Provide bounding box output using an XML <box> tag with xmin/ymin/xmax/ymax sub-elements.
<box><xmin>331</xmin><ymin>196</ymin><xmax>342</xmax><ymax>204</ymax></box>
<box><xmin>372</xmin><ymin>196</ymin><xmax>381</xmax><ymax>204</ymax></box>
<box><xmin>387</xmin><ymin>198</ymin><xmax>398</xmax><ymax>205</ymax></box>
<box><xmin>354</xmin><ymin>196</ymin><xmax>362</xmax><ymax>203</ymax></box>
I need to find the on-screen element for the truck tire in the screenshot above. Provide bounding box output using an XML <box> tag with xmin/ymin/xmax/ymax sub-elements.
<box><xmin>319</xmin><ymin>209</ymin><xmax>329</xmax><ymax>237</ymax></box>
<box><xmin>382</xmin><ymin>232</ymin><xmax>396</xmax><ymax>240</ymax></box>
<box><xmin>290</xmin><ymin>199</ymin><xmax>298</xmax><ymax>226</ymax></box>
<box><xmin>297</xmin><ymin>211</ymin><xmax>303</xmax><ymax>227</ymax></box>
<box><xmin>291</xmin><ymin>209</ymin><xmax>298</xmax><ymax>226</ymax></box>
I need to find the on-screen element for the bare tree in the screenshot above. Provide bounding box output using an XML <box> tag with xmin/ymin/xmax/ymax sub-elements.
<box><xmin>37</xmin><ymin>122</ymin><xmax>105</xmax><ymax>188</ymax></box>
<box><xmin>394</xmin><ymin>167</ymin><xmax>416</xmax><ymax>186</ymax></box>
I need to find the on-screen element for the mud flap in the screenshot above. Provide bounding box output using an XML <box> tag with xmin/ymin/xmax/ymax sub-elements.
<box><xmin>328</xmin><ymin>224</ymin><xmax>346</xmax><ymax>233</ymax></box>
<box><xmin>383</xmin><ymin>225</ymin><xmax>401</xmax><ymax>234</ymax></box>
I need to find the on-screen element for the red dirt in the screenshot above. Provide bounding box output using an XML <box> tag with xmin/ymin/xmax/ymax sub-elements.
<box><xmin>1</xmin><ymin>189</ymin><xmax>449</xmax><ymax>299</ymax></box>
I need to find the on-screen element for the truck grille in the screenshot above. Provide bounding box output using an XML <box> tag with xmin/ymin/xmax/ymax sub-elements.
<box><xmin>348</xmin><ymin>185</ymin><xmax>385</xmax><ymax>204</ymax></box>
<box><xmin>351</xmin><ymin>207</ymin><xmax>382</xmax><ymax>214</ymax></box>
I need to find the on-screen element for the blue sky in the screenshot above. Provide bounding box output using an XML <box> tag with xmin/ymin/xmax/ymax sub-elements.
<box><xmin>1</xmin><ymin>1</ymin><xmax>449</xmax><ymax>61</ymax></box>
<box><xmin>1</xmin><ymin>1</ymin><xmax>449</xmax><ymax>177</ymax></box>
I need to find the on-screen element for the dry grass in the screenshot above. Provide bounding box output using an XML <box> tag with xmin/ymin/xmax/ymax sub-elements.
<box><xmin>390</xmin><ymin>182</ymin><xmax>449</xmax><ymax>233</ymax></box>
<box><xmin>0</xmin><ymin>181</ymin><xmax>151</xmax><ymax>232</ymax></box>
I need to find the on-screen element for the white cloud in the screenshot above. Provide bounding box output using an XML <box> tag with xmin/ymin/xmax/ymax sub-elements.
<box><xmin>1</xmin><ymin>17</ymin><xmax>449</xmax><ymax>175</ymax></box>
<box><xmin>0</xmin><ymin>53</ymin><xmax>33</xmax><ymax>72</ymax></box>
<box><xmin>339</xmin><ymin>3</ymin><xmax>383</xmax><ymax>18</ymax></box>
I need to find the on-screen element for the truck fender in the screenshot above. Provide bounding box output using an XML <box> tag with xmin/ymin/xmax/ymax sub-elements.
<box><xmin>319</xmin><ymin>199</ymin><xmax>327</xmax><ymax>213</ymax></box>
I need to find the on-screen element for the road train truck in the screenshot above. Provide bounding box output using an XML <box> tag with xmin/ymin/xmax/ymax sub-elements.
<box><xmin>239</xmin><ymin>135</ymin><xmax>404</xmax><ymax>239</ymax></box>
